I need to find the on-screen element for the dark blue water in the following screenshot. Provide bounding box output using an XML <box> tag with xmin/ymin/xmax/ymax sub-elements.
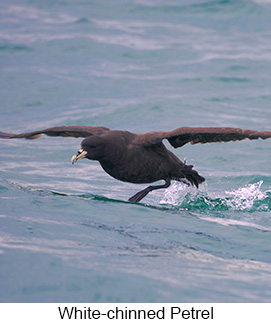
<box><xmin>0</xmin><ymin>0</ymin><xmax>271</xmax><ymax>302</ymax></box>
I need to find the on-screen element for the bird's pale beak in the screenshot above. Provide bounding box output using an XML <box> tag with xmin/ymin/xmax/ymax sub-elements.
<box><xmin>71</xmin><ymin>149</ymin><xmax>87</xmax><ymax>164</ymax></box>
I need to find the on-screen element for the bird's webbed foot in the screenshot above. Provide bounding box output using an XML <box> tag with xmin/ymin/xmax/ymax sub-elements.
<box><xmin>128</xmin><ymin>179</ymin><xmax>171</xmax><ymax>203</ymax></box>
<box><xmin>128</xmin><ymin>187</ymin><xmax>151</xmax><ymax>203</ymax></box>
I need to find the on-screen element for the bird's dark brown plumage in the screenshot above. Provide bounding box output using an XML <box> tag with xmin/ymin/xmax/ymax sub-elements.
<box><xmin>1</xmin><ymin>126</ymin><xmax>270</xmax><ymax>202</ymax></box>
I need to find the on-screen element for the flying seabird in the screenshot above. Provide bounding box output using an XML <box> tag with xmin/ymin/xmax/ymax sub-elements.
<box><xmin>0</xmin><ymin>126</ymin><xmax>270</xmax><ymax>202</ymax></box>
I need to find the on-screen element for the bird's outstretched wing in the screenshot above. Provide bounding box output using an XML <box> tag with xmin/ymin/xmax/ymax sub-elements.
<box><xmin>136</xmin><ymin>127</ymin><xmax>271</xmax><ymax>148</ymax></box>
<box><xmin>0</xmin><ymin>126</ymin><xmax>110</xmax><ymax>140</ymax></box>
<box><xmin>165</xmin><ymin>127</ymin><xmax>271</xmax><ymax>148</ymax></box>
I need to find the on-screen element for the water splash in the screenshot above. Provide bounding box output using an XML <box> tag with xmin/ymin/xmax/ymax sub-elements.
<box><xmin>159</xmin><ymin>181</ymin><xmax>195</xmax><ymax>206</ymax></box>
<box><xmin>224</xmin><ymin>181</ymin><xmax>268</xmax><ymax>211</ymax></box>
<box><xmin>160</xmin><ymin>181</ymin><xmax>271</xmax><ymax>212</ymax></box>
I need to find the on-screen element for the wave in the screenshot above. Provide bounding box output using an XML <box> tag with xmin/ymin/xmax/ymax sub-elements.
<box><xmin>160</xmin><ymin>180</ymin><xmax>271</xmax><ymax>212</ymax></box>
<box><xmin>2</xmin><ymin>177</ymin><xmax>271</xmax><ymax>214</ymax></box>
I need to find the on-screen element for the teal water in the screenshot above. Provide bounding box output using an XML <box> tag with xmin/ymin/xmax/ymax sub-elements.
<box><xmin>0</xmin><ymin>0</ymin><xmax>271</xmax><ymax>302</ymax></box>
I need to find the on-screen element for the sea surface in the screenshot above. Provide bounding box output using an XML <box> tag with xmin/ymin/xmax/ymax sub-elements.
<box><xmin>0</xmin><ymin>0</ymin><xmax>271</xmax><ymax>302</ymax></box>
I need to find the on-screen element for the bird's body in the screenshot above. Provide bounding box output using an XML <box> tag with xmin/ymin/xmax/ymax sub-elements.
<box><xmin>1</xmin><ymin>126</ymin><xmax>270</xmax><ymax>202</ymax></box>
<box><xmin>94</xmin><ymin>130</ymin><xmax>201</xmax><ymax>185</ymax></box>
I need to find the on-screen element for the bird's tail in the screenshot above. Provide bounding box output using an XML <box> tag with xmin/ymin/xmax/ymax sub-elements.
<box><xmin>182</xmin><ymin>164</ymin><xmax>205</xmax><ymax>188</ymax></box>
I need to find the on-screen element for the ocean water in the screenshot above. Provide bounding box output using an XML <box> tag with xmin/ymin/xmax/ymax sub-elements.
<box><xmin>0</xmin><ymin>0</ymin><xmax>271</xmax><ymax>303</ymax></box>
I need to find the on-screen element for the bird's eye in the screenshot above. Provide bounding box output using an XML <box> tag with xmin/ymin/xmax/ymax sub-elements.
<box><xmin>90</xmin><ymin>145</ymin><xmax>97</xmax><ymax>148</ymax></box>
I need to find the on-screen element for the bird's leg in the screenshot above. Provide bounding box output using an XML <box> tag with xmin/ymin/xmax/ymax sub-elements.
<box><xmin>128</xmin><ymin>179</ymin><xmax>171</xmax><ymax>203</ymax></box>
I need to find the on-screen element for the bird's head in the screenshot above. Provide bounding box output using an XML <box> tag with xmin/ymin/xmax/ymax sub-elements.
<box><xmin>71</xmin><ymin>136</ymin><xmax>106</xmax><ymax>164</ymax></box>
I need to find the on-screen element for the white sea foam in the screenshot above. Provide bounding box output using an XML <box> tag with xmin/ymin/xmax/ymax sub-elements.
<box><xmin>160</xmin><ymin>180</ymin><xmax>270</xmax><ymax>212</ymax></box>
<box><xmin>198</xmin><ymin>216</ymin><xmax>271</xmax><ymax>231</ymax></box>
<box><xmin>159</xmin><ymin>181</ymin><xmax>196</xmax><ymax>206</ymax></box>
<box><xmin>224</xmin><ymin>181</ymin><xmax>267</xmax><ymax>211</ymax></box>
